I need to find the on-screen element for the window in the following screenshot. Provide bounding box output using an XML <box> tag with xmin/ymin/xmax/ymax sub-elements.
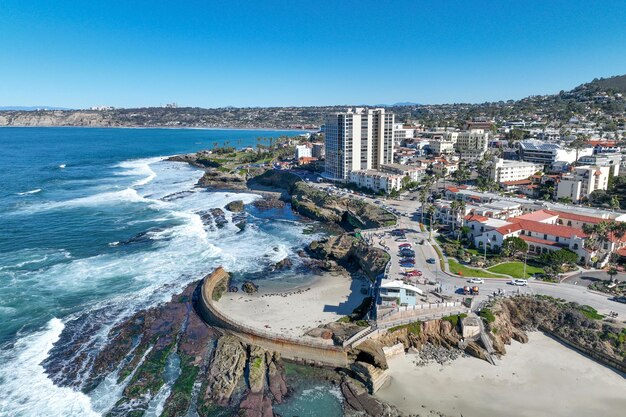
<box><xmin>556</xmin><ymin>237</ymin><xmax>559</xmax><ymax>242</ymax></box>
<box><xmin>544</xmin><ymin>234</ymin><xmax>547</xmax><ymax>240</ymax></box>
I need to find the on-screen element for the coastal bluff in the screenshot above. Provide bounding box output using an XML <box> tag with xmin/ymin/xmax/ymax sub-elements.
<box><xmin>197</xmin><ymin>266</ymin><xmax>350</xmax><ymax>368</ymax></box>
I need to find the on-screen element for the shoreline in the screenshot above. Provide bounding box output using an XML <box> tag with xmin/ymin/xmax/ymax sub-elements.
<box><xmin>376</xmin><ymin>331</ymin><xmax>626</xmax><ymax>417</ymax></box>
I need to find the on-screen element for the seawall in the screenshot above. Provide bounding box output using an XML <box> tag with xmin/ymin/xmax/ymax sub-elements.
<box><xmin>197</xmin><ymin>267</ymin><xmax>349</xmax><ymax>367</ymax></box>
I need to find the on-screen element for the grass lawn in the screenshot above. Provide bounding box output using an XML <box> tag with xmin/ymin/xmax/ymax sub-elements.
<box><xmin>487</xmin><ymin>262</ymin><xmax>544</xmax><ymax>279</ymax></box>
<box><xmin>447</xmin><ymin>259</ymin><xmax>503</xmax><ymax>278</ymax></box>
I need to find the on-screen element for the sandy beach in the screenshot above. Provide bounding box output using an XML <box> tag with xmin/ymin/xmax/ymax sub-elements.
<box><xmin>376</xmin><ymin>332</ymin><xmax>626</xmax><ymax>417</ymax></box>
<box><xmin>214</xmin><ymin>270</ymin><xmax>368</xmax><ymax>338</ymax></box>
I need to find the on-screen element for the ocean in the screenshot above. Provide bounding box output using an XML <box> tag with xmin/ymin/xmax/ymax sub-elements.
<box><xmin>0</xmin><ymin>127</ymin><xmax>343</xmax><ymax>417</ymax></box>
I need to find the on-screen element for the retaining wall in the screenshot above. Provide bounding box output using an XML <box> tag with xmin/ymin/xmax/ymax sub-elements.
<box><xmin>197</xmin><ymin>267</ymin><xmax>349</xmax><ymax>367</ymax></box>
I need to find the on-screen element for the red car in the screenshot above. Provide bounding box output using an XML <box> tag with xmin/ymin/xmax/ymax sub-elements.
<box><xmin>399</xmin><ymin>243</ymin><xmax>412</xmax><ymax>248</ymax></box>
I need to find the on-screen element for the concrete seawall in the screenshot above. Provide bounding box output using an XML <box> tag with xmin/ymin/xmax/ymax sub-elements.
<box><xmin>197</xmin><ymin>267</ymin><xmax>349</xmax><ymax>367</ymax></box>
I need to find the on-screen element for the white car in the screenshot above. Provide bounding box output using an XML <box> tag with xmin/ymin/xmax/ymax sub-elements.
<box><xmin>469</xmin><ymin>278</ymin><xmax>484</xmax><ymax>284</ymax></box>
<box><xmin>510</xmin><ymin>279</ymin><xmax>528</xmax><ymax>286</ymax></box>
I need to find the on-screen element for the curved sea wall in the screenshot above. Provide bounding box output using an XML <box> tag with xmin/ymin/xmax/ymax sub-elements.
<box><xmin>197</xmin><ymin>267</ymin><xmax>350</xmax><ymax>367</ymax></box>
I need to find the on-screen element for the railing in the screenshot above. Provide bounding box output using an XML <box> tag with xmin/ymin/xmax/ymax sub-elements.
<box><xmin>377</xmin><ymin>301</ymin><xmax>462</xmax><ymax>321</ymax></box>
<box><xmin>376</xmin><ymin>308</ymin><xmax>470</xmax><ymax>330</ymax></box>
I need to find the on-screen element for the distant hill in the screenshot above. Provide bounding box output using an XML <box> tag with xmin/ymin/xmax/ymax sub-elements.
<box><xmin>0</xmin><ymin>106</ymin><xmax>72</xmax><ymax>111</ymax></box>
<box><xmin>572</xmin><ymin>74</ymin><xmax>626</xmax><ymax>95</ymax></box>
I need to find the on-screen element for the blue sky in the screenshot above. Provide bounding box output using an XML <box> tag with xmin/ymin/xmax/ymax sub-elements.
<box><xmin>1</xmin><ymin>0</ymin><xmax>625</xmax><ymax>108</ymax></box>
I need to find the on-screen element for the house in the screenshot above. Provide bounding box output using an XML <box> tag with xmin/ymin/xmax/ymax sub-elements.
<box><xmin>379</xmin><ymin>279</ymin><xmax>423</xmax><ymax>307</ymax></box>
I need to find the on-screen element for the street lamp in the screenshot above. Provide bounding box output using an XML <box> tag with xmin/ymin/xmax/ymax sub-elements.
<box><xmin>523</xmin><ymin>249</ymin><xmax>528</xmax><ymax>279</ymax></box>
<box><xmin>484</xmin><ymin>236</ymin><xmax>490</xmax><ymax>262</ymax></box>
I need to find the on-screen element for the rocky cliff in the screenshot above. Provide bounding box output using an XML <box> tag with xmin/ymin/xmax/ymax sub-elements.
<box><xmin>307</xmin><ymin>233</ymin><xmax>390</xmax><ymax>279</ymax></box>
<box><xmin>487</xmin><ymin>296</ymin><xmax>626</xmax><ymax>369</ymax></box>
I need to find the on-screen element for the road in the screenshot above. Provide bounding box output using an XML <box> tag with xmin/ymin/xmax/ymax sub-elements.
<box><xmin>297</xmin><ymin>172</ymin><xmax>626</xmax><ymax>318</ymax></box>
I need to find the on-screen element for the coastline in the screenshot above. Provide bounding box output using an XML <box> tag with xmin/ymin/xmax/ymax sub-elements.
<box><xmin>0</xmin><ymin>125</ymin><xmax>313</xmax><ymax>132</ymax></box>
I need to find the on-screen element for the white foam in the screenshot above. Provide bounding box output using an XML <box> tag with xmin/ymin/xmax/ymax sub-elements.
<box><xmin>59</xmin><ymin>164</ymin><xmax>66</xmax><ymax>169</ymax></box>
<box><xmin>116</xmin><ymin>157</ymin><xmax>163</xmax><ymax>187</ymax></box>
<box><xmin>0</xmin><ymin>318</ymin><xmax>100</xmax><ymax>417</ymax></box>
<box><xmin>17</xmin><ymin>188</ymin><xmax>42</xmax><ymax>195</ymax></box>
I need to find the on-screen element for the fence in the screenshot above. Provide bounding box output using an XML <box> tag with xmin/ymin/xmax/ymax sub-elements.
<box><xmin>377</xmin><ymin>301</ymin><xmax>463</xmax><ymax>322</ymax></box>
<box><xmin>375</xmin><ymin>308</ymin><xmax>470</xmax><ymax>330</ymax></box>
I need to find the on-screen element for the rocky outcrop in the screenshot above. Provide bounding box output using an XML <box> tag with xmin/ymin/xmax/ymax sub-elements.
<box><xmin>225</xmin><ymin>200</ymin><xmax>245</xmax><ymax>212</ymax></box>
<box><xmin>197</xmin><ymin>169</ymin><xmax>247</xmax><ymax>190</ymax></box>
<box><xmin>271</xmin><ymin>257</ymin><xmax>292</xmax><ymax>271</ymax></box>
<box><xmin>489</xmin><ymin>296</ymin><xmax>624</xmax><ymax>370</ymax></box>
<box><xmin>351</xmin><ymin>340</ymin><xmax>388</xmax><ymax>370</ymax></box>
<box><xmin>290</xmin><ymin>182</ymin><xmax>396</xmax><ymax>230</ymax></box>
<box><xmin>247</xmin><ymin>170</ymin><xmax>302</xmax><ymax>194</ymax></box>
<box><xmin>242</xmin><ymin>280</ymin><xmax>259</xmax><ymax>294</ymax></box>
<box><xmin>341</xmin><ymin>379</ymin><xmax>403</xmax><ymax>417</ymax></box>
<box><xmin>253</xmin><ymin>197</ymin><xmax>285</xmax><ymax>210</ymax></box>
<box><xmin>205</xmin><ymin>335</ymin><xmax>247</xmax><ymax>405</ymax></box>
<box><xmin>266</xmin><ymin>352</ymin><xmax>288</xmax><ymax>403</ymax></box>
<box><xmin>308</xmin><ymin>234</ymin><xmax>390</xmax><ymax>279</ymax></box>
<box><xmin>307</xmin><ymin>321</ymin><xmax>365</xmax><ymax>345</ymax></box>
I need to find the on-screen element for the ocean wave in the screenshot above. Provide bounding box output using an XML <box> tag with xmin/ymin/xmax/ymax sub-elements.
<box><xmin>0</xmin><ymin>318</ymin><xmax>100</xmax><ymax>417</ymax></box>
<box><xmin>16</xmin><ymin>188</ymin><xmax>159</xmax><ymax>215</ymax></box>
<box><xmin>115</xmin><ymin>157</ymin><xmax>163</xmax><ymax>187</ymax></box>
<box><xmin>17</xmin><ymin>188</ymin><xmax>42</xmax><ymax>196</ymax></box>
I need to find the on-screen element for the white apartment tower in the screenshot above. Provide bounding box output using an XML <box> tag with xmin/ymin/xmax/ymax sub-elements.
<box><xmin>324</xmin><ymin>108</ymin><xmax>395</xmax><ymax>180</ymax></box>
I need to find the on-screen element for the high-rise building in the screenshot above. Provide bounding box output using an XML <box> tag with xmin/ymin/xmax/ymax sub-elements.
<box><xmin>323</xmin><ymin>108</ymin><xmax>394</xmax><ymax>180</ymax></box>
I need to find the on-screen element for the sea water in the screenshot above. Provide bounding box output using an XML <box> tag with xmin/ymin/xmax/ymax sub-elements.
<box><xmin>0</xmin><ymin>127</ymin><xmax>342</xmax><ymax>417</ymax></box>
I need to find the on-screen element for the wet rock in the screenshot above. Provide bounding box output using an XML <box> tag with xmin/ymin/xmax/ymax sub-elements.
<box><xmin>341</xmin><ymin>379</ymin><xmax>402</xmax><ymax>417</ymax></box>
<box><xmin>271</xmin><ymin>257</ymin><xmax>292</xmax><ymax>271</ymax></box>
<box><xmin>242</xmin><ymin>280</ymin><xmax>259</xmax><ymax>294</ymax></box>
<box><xmin>210</xmin><ymin>208</ymin><xmax>228</xmax><ymax>228</ymax></box>
<box><xmin>252</xmin><ymin>197</ymin><xmax>285</xmax><ymax>210</ymax></box>
<box><xmin>225</xmin><ymin>200</ymin><xmax>245</xmax><ymax>212</ymax></box>
<box><xmin>266</xmin><ymin>352</ymin><xmax>288</xmax><ymax>403</ymax></box>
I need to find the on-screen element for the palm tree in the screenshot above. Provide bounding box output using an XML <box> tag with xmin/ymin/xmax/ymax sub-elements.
<box><xmin>449</xmin><ymin>200</ymin><xmax>460</xmax><ymax>237</ymax></box>
<box><xmin>419</xmin><ymin>189</ymin><xmax>428</xmax><ymax>223</ymax></box>
<box><xmin>428</xmin><ymin>205</ymin><xmax>436</xmax><ymax>241</ymax></box>
<box><xmin>607</xmin><ymin>265</ymin><xmax>618</xmax><ymax>283</ymax></box>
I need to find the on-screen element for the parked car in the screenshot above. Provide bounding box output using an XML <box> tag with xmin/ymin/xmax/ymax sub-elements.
<box><xmin>469</xmin><ymin>278</ymin><xmax>484</xmax><ymax>284</ymax></box>
<box><xmin>398</xmin><ymin>243</ymin><xmax>412</xmax><ymax>248</ymax></box>
<box><xmin>612</xmin><ymin>296</ymin><xmax>626</xmax><ymax>304</ymax></box>
<box><xmin>426</xmin><ymin>258</ymin><xmax>436</xmax><ymax>264</ymax></box>
<box><xmin>510</xmin><ymin>279</ymin><xmax>528</xmax><ymax>286</ymax></box>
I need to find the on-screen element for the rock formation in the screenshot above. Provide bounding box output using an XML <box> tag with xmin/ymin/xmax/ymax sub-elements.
<box><xmin>225</xmin><ymin>200</ymin><xmax>245</xmax><ymax>212</ymax></box>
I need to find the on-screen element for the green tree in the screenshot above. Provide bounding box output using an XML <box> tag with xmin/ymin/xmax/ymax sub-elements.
<box><xmin>540</xmin><ymin>249</ymin><xmax>578</xmax><ymax>272</ymax></box>
<box><xmin>502</xmin><ymin>236</ymin><xmax>529</xmax><ymax>258</ymax></box>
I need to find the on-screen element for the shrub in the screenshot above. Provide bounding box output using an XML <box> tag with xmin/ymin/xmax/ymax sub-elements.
<box><xmin>479</xmin><ymin>308</ymin><xmax>496</xmax><ymax>323</ymax></box>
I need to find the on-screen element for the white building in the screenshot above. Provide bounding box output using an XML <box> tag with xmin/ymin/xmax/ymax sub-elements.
<box><xmin>349</xmin><ymin>170</ymin><xmax>403</xmax><ymax>193</ymax></box>
<box><xmin>430</xmin><ymin>138</ymin><xmax>456</xmax><ymax>155</ymax></box>
<box><xmin>444</xmin><ymin>129</ymin><xmax>491</xmax><ymax>161</ymax></box>
<box><xmin>380</xmin><ymin>163</ymin><xmax>425</xmax><ymax>183</ymax></box>
<box><xmin>556</xmin><ymin>165</ymin><xmax>610</xmax><ymax>202</ymax></box>
<box><xmin>491</xmin><ymin>158</ymin><xmax>544</xmax><ymax>183</ymax></box>
<box><xmin>578</xmin><ymin>153</ymin><xmax>621</xmax><ymax>176</ymax></box>
<box><xmin>324</xmin><ymin>108</ymin><xmax>395</xmax><ymax>180</ymax></box>
<box><xmin>518</xmin><ymin>141</ymin><xmax>593</xmax><ymax>166</ymax></box>
<box><xmin>294</xmin><ymin>144</ymin><xmax>312</xmax><ymax>160</ymax></box>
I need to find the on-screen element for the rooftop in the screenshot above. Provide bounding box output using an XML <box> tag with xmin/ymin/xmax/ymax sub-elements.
<box><xmin>380</xmin><ymin>279</ymin><xmax>424</xmax><ymax>295</ymax></box>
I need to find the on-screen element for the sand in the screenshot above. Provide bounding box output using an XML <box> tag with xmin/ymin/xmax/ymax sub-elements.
<box><xmin>214</xmin><ymin>270</ymin><xmax>368</xmax><ymax>338</ymax></box>
<box><xmin>376</xmin><ymin>332</ymin><xmax>626</xmax><ymax>417</ymax></box>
